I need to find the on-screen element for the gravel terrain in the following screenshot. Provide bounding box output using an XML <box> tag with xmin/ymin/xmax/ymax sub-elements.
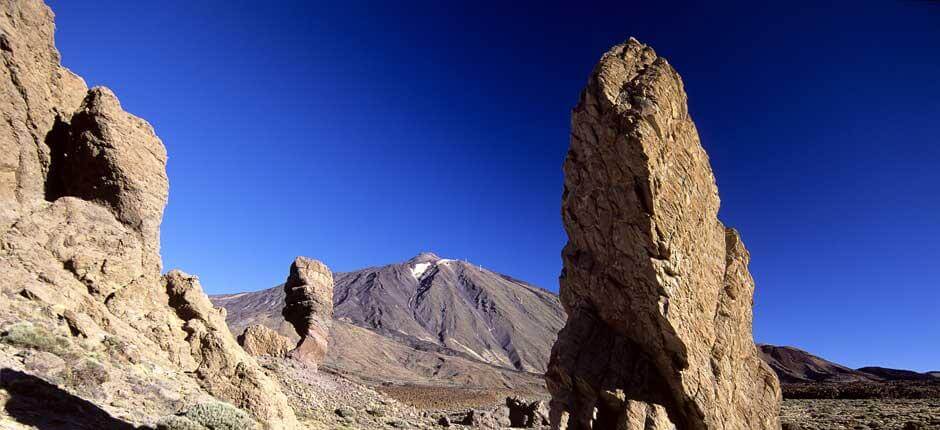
<box><xmin>782</xmin><ymin>398</ymin><xmax>940</xmax><ymax>430</ymax></box>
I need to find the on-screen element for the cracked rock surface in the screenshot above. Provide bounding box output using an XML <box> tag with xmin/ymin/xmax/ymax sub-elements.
<box><xmin>546</xmin><ymin>38</ymin><xmax>781</xmax><ymax>430</ymax></box>
<box><xmin>283</xmin><ymin>257</ymin><xmax>334</xmax><ymax>369</ymax></box>
<box><xmin>0</xmin><ymin>1</ymin><xmax>298</xmax><ymax>428</ymax></box>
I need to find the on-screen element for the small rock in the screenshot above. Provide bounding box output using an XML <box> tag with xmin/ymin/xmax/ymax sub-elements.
<box><xmin>335</xmin><ymin>406</ymin><xmax>357</xmax><ymax>418</ymax></box>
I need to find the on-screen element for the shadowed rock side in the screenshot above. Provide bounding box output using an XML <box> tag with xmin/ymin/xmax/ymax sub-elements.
<box><xmin>0</xmin><ymin>1</ymin><xmax>298</xmax><ymax>428</ymax></box>
<box><xmin>546</xmin><ymin>38</ymin><xmax>780</xmax><ymax>430</ymax></box>
<box><xmin>282</xmin><ymin>257</ymin><xmax>334</xmax><ymax>368</ymax></box>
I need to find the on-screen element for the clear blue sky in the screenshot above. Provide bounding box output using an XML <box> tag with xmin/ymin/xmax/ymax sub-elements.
<box><xmin>46</xmin><ymin>1</ymin><xmax>938</xmax><ymax>372</ymax></box>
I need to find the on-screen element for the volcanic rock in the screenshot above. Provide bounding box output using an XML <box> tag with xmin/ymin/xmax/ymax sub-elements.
<box><xmin>238</xmin><ymin>324</ymin><xmax>293</xmax><ymax>358</ymax></box>
<box><xmin>545</xmin><ymin>38</ymin><xmax>780</xmax><ymax>429</ymax></box>
<box><xmin>0</xmin><ymin>1</ymin><xmax>298</xmax><ymax>428</ymax></box>
<box><xmin>282</xmin><ymin>256</ymin><xmax>334</xmax><ymax>368</ymax></box>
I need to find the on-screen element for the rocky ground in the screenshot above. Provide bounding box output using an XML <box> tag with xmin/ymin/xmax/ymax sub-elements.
<box><xmin>260</xmin><ymin>357</ymin><xmax>549</xmax><ymax>430</ymax></box>
<box><xmin>781</xmin><ymin>399</ymin><xmax>940</xmax><ymax>430</ymax></box>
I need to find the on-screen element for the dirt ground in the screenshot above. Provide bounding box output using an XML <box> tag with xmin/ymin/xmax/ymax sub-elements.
<box><xmin>781</xmin><ymin>398</ymin><xmax>940</xmax><ymax>430</ymax></box>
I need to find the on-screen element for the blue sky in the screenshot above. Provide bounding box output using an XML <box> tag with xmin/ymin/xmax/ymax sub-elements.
<box><xmin>46</xmin><ymin>1</ymin><xmax>938</xmax><ymax>372</ymax></box>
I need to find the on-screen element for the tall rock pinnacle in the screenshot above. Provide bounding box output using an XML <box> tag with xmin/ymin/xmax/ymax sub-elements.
<box><xmin>282</xmin><ymin>256</ymin><xmax>334</xmax><ymax>368</ymax></box>
<box><xmin>546</xmin><ymin>38</ymin><xmax>781</xmax><ymax>429</ymax></box>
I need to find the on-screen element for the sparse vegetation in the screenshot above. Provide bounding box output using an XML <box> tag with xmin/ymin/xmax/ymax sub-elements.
<box><xmin>0</xmin><ymin>321</ymin><xmax>72</xmax><ymax>356</ymax></box>
<box><xmin>60</xmin><ymin>358</ymin><xmax>109</xmax><ymax>394</ymax></box>
<box><xmin>157</xmin><ymin>415</ymin><xmax>207</xmax><ymax>430</ymax></box>
<box><xmin>782</xmin><ymin>381</ymin><xmax>940</xmax><ymax>399</ymax></box>
<box><xmin>157</xmin><ymin>402</ymin><xmax>259</xmax><ymax>430</ymax></box>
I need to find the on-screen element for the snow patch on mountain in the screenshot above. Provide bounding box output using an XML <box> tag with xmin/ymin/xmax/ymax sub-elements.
<box><xmin>411</xmin><ymin>262</ymin><xmax>432</xmax><ymax>279</ymax></box>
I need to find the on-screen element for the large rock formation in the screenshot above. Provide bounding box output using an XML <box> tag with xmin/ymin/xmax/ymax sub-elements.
<box><xmin>282</xmin><ymin>256</ymin><xmax>334</xmax><ymax>368</ymax></box>
<box><xmin>0</xmin><ymin>1</ymin><xmax>298</xmax><ymax>428</ymax></box>
<box><xmin>546</xmin><ymin>39</ymin><xmax>781</xmax><ymax>429</ymax></box>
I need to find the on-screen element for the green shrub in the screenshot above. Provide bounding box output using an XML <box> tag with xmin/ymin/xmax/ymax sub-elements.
<box><xmin>156</xmin><ymin>416</ymin><xmax>207</xmax><ymax>430</ymax></box>
<box><xmin>158</xmin><ymin>402</ymin><xmax>258</xmax><ymax>430</ymax></box>
<box><xmin>0</xmin><ymin>321</ymin><xmax>71</xmax><ymax>356</ymax></box>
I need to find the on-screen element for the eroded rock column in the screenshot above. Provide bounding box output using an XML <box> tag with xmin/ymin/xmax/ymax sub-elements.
<box><xmin>546</xmin><ymin>38</ymin><xmax>781</xmax><ymax>430</ymax></box>
<box><xmin>282</xmin><ymin>256</ymin><xmax>334</xmax><ymax>368</ymax></box>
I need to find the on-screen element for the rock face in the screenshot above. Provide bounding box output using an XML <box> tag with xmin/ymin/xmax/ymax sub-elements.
<box><xmin>546</xmin><ymin>39</ymin><xmax>781</xmax><ymax>429</ymax></box>
<box><xmin>238</xmin><ymin>324</ymin><xmax>293</xmax><ymax>358</ymax></box>
<box><xmin>0</xmin><ymin>1</ymin><xmax>298</xmax><ymax>428</ymax></box>
<box><xmin>282</xmin><ymin>256</ymin><xmax>334</xmax><ymax>368</ymax></box>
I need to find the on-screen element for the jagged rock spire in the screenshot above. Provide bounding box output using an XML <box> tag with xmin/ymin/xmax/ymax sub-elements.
<box><xmin>282</xmin><ymin>256</ymin><xmax>334</xmax><ymax>368</ymax></box>
<box><xmin>546</xmin><ymin>38</ymin><xmax>781</xmax><ymax>429</ymax></box>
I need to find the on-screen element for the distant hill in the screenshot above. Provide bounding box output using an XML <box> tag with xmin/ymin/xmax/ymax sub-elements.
<box><xmin>211</xmin><ymin>252</ymin><xmax>566</xmax><ymax>393</ymax></box>
<box><xmin>856</xmin><ymin>367</ymin><xmax>938</xmax><ymax>382</ymax></box>
<box><xmin>757</xmin><ymin>345</ymin><xmax>874</xmax><ymax>383</ymax></box>
<box><xmin>758</xmin><ymin>345</ymin><xmax>938</xmax><ymax>384</ymax></box>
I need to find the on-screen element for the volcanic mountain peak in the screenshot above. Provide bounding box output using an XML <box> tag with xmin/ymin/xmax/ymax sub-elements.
<box><xmin>212</xmin><ymin>252</ymin><xmax>566</xmax><ymax>390</ymax></box>
<box><xmin>408</xmin><ymin>251</ymin><xmax>442</xmax><ymax>264</ymax></box>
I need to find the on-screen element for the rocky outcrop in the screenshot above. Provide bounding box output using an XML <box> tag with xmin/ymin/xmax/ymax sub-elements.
<box><xmin>0</xmin><ymin>1</ymin><xmax>298</xmax><ymax>428</ymax></box>
<box><xmin>238</xmin><ymin>324</ymin><xmax>293</xmax><ymax>358</ymax></box>
<box><xmin>506</xmin><ymin>396</ymin><xmax>550</xmax><ymax>428</ymax></box>
<box><xmin>546</xmin><ymin>38</ymin><xmax>780</xmax><ymax>429</ymax></box>
<box><xmin>0</xmin><ymin>0</ymin><xmax>86</xmax><ymax>220</ymax></box>
<box><xmin>163</xmin><ymin>272</ymin><xmax>297</xmax><ymax>428</ymax></box>
<box><xmin>282</xmin><ymin>256</ymin><xmax>334</xmax><ymax>368</ymax></box>
<box><xmin>45</xmin><ymin>87</ymin><xmax>169</xmax><ymax>271</ymax></box>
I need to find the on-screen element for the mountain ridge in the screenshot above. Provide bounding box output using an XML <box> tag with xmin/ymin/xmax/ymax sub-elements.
<box><xmin>758</xmin><ymin>344</ymin><xmax>938</xmax><ymax>384</ymax></box>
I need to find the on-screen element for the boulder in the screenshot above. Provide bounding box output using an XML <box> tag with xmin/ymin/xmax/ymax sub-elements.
<box><xmin>282</xmin><ymin>256</ymin><xmax>334</xmax><ymax>368</ymax></box>
<box><xmin>546</xmin><ymin>38</ymin><xmax>781</xmax><ymax>429</ymax></box>
<box><xmin>238</xmin><ymin>324</ymin><xmax>293</xmax><ymax>358</ymax></box>
<box><xmin>506</xmin><ymin>396</ymin><xmax>550</xmax><ymax>428</ymax></box>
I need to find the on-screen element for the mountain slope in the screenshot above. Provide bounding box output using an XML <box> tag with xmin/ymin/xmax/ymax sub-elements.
<box><xmin>211</xmin><ymin>252</ymin><xmax>566</xmax><ymax>391</ymax></box>
<box><xmin>758</xmin><ymin>345</ymin><xmax>872</xmax><ymax>383</ymax></box>
<box><xmin>332</xmin><ymin>252</ymin><xmax>564</xmax><ymax>372</ymax></box>
<box><xmin>758</xmin><ymin>345</ymin><xmax>938</xmax><ymax>384</ymax></box>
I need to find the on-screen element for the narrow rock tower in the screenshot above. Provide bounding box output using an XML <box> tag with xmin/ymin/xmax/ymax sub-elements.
<box><xmin>546</xmin><ymin>39</ymin><xmax>781</xmax><ymax>430</ymax></box>
<box><xmin>282</xmin><ymin>256</ymin><xmax>334</xmax><ymax>368</ymax></box>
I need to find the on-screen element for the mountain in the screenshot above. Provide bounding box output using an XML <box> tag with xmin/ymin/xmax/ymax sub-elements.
<box><xmin>758</xmin><ymin>345</ymin><xmax>873</xmax><ymax>383</ymax></box>
<box><xmin>211</xmin><ymin>252</ymin><xmax>566</xmax><ymax>393</ymax></box>
<box><xmin>856</xmin><ymin>367</ymin><xmax>938</xmax><ymax>382</ymax></box>
<box><xmin>758</xmin><ymin>345</ymin><xmax>938</xmax><ymax>384</ymax></box>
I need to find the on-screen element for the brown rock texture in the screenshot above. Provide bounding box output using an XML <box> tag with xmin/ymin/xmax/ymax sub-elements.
<box><xmin>44</xmin><ymin>87</ymin><xmax>169</xmax><ymax>271</ymax></box>
<box><xmin>0</xmin><ymin>0</ymin><xmax>86</xmax><ymax>216</ymax></box>
<box><xmin>282</xmin><ymin>256</ymin><xmax>334</xmax><ymax>368</ymax></box>
<box><xmin>238</xmin><ymin>324</ymin><xmax>293</xmax><ymax>358</ymax></box>
<box><xmin>546</xmin><ymin>38</ymin><xmax>781</xmax><ymax>429</ymax></box>
<box><xmin>163</xmin><ymin>271</ymin><xmax>298</xmax><ymax>428</ymax></box>
<box><xmin>0</xmin><ymin>1</ymin><xmax>298</xmax><ymax>428</ymax></box>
